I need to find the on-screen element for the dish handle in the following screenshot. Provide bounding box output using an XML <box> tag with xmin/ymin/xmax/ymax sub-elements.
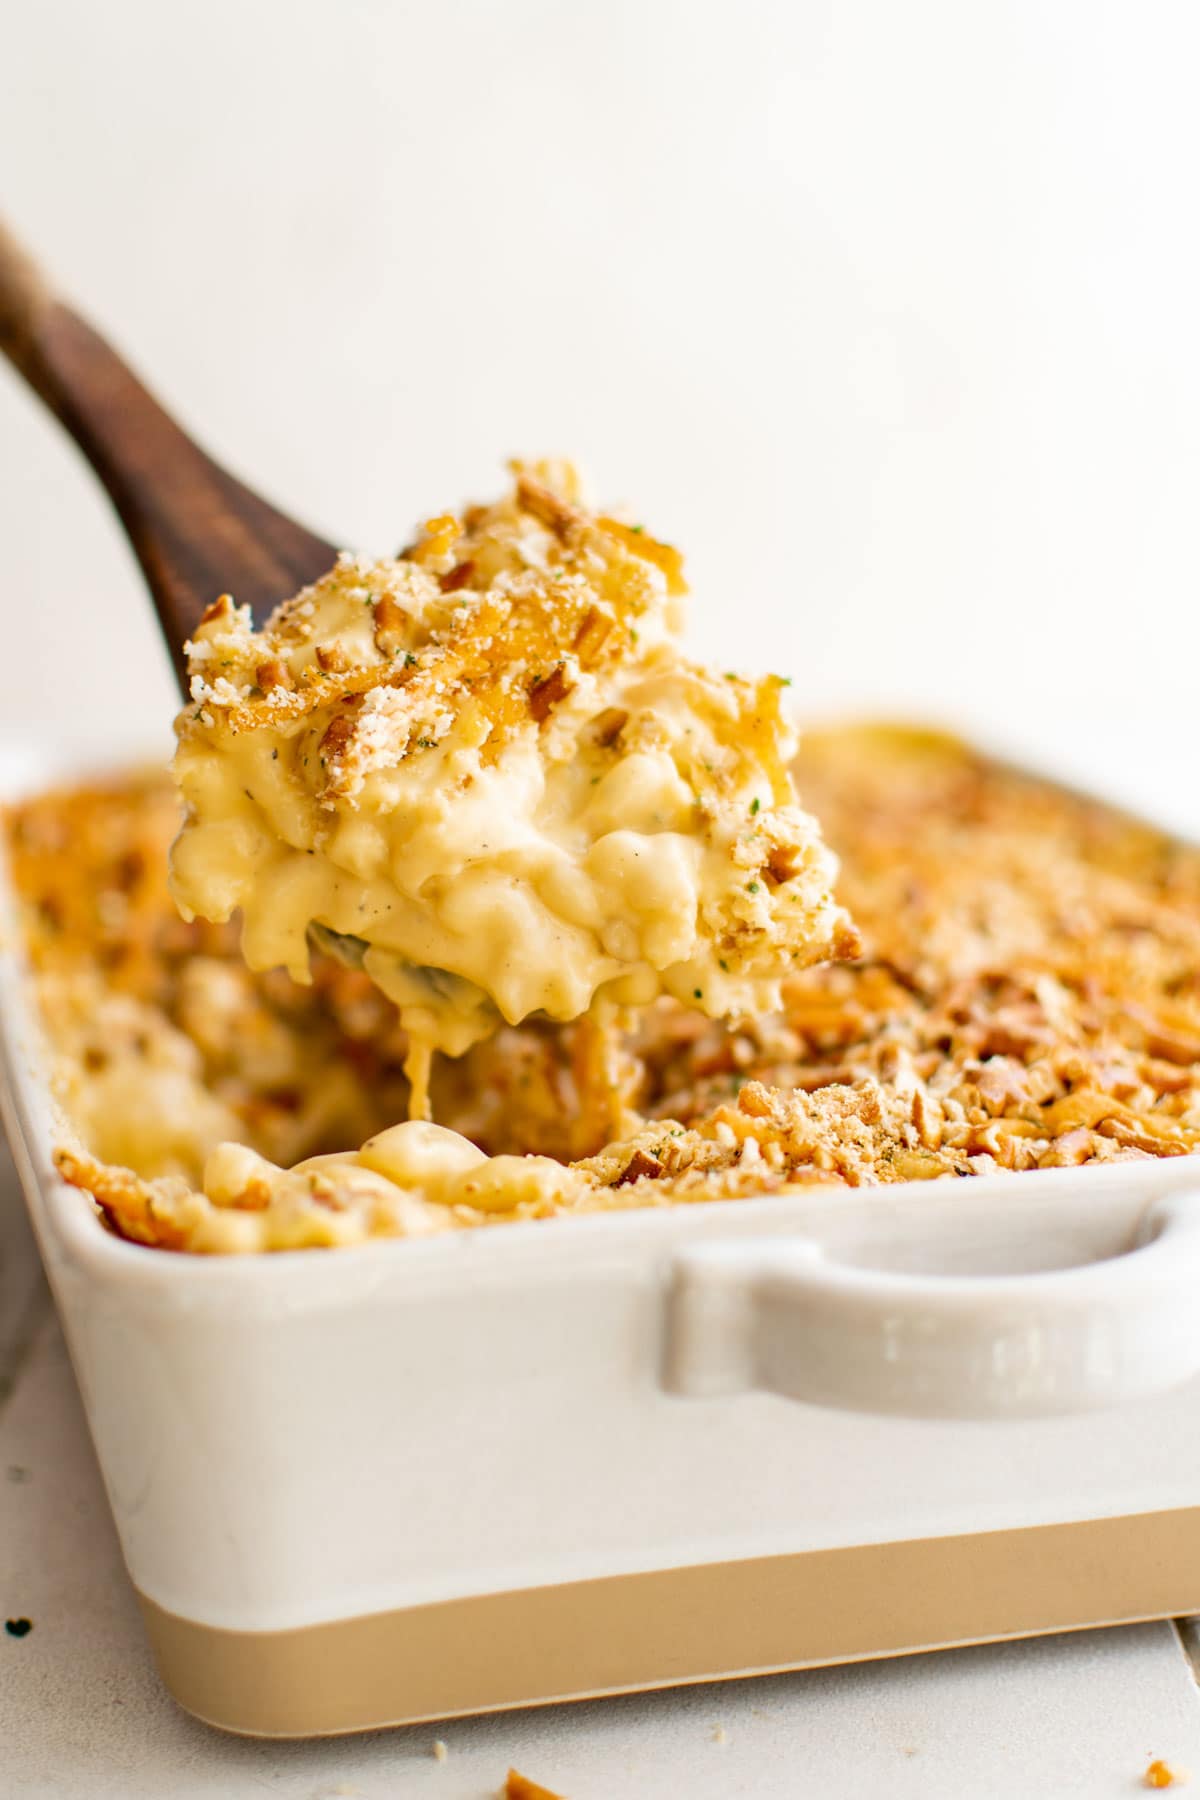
<box><xmin>662</xmin><ymin>1193</ymin><xmax>1200</xmax><ymax>1419</ymax></box>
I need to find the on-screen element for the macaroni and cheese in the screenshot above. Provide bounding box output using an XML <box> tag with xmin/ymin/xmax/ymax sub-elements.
<box><xmin>17</xmin><ymin>727</ymin><xmax>1200</xmax><ymax>1254</ymax></box>
<box><xmin>169</xmin><ymin>464</ymin><xmax>858</xmax><ymax>1114</ymax></box>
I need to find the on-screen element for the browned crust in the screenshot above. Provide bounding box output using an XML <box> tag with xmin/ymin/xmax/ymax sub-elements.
<box><xmin>179</xmin><ymin>474</ymin><xmax>687</xmax><ymax>777</ymax></box>
<box><xmin>54</xmin><ymin>1147</ymin><xmax>191</xmax><ymax>1251</ymax></box>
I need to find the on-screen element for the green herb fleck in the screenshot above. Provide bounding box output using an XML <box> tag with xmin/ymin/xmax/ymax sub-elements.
<box><xmin>748</xmin><ymin>880</ymin><xmax>760</xmax><ymax>894</ymax></box>
<box><xmin>631</xmin><ymin>523</ymin><xmax>645</xmax><ymax>534</ymax></box>
<box><xmin>750</xmin><ymin>797</ymin><xmax>760</xmax><ymax>815</ymax></box>
<box><xmin>405</xmin><ymin>652</ymin><xmax>418</xmax><ymax>667</ymax></box>
<box><xmin>719</xmin><ymin>958</ymin><xmax>729</xmax><ymax>972</ymax></box>
<box><xmin>693</xmin><ymin>988</ymin><xmax>703</xmax><ymax>1000</ymax></box>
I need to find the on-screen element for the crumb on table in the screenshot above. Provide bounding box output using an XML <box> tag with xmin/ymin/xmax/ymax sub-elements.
<box><xmin>505</xmin><ymin>1770</ymin><xmax>566</xmax><ymax>1800</ymax></box>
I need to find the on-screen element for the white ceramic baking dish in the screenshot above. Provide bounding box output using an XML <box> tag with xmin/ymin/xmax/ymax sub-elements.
<box><xmin>3</xmin><ymin>742</ymin><xmax>1200</xmax><ymax>1738</ymax></box>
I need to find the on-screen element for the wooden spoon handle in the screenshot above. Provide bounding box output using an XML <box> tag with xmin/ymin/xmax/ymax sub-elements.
<box><xmin>0</xmin><ymin>218</ymin><xmax>337</xmax><ymax>693</ymax></box>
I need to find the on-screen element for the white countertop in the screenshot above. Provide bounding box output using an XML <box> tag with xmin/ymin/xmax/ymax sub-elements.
<box><xmin>4</xmin><ymin>3</ymin><xmax>1200</xmax><ymax>1791</ymax></box>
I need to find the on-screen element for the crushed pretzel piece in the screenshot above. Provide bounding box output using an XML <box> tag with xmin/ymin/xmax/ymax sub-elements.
<box><xmin>505</xmin><ymin>1771</ymin><xmax>566</xmax><ymax>1800</ymax></box>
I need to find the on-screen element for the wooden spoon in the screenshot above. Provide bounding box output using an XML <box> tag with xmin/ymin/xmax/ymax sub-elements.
<box><xmin>0</xmin><ymin>217</ymin><xmax>337</xmax><ymax>692</ymax></box>
<box><xmin>0</xmin><ymin>217</ymin><xmax>453</xmax><ymax>1061</ymax></box>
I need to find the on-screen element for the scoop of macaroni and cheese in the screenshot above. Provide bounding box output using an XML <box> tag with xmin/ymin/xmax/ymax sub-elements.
<box><xmin>170</xmin><ymin>462</ymin><xmax>858</xmax><ymax>1113</ymax></box>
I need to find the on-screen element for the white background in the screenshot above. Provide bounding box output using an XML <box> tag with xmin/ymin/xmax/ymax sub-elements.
<box><xmin>3</xmin><ymin>1</ymin><xmax>1199</xmax><ymax>820</ymax></box>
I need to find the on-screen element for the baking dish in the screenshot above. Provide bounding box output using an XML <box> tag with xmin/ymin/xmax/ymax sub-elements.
<box><xmin>4</xmin><ymin>742</ymin><xmax>1200</xmax><ymax>1738</ymax></box>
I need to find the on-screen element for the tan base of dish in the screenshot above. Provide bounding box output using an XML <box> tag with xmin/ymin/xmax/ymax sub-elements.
<box><xmin>140</xmin><ymin>1505</ymin><xmax>1200</xmax><ymax>1738</ymax></box>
